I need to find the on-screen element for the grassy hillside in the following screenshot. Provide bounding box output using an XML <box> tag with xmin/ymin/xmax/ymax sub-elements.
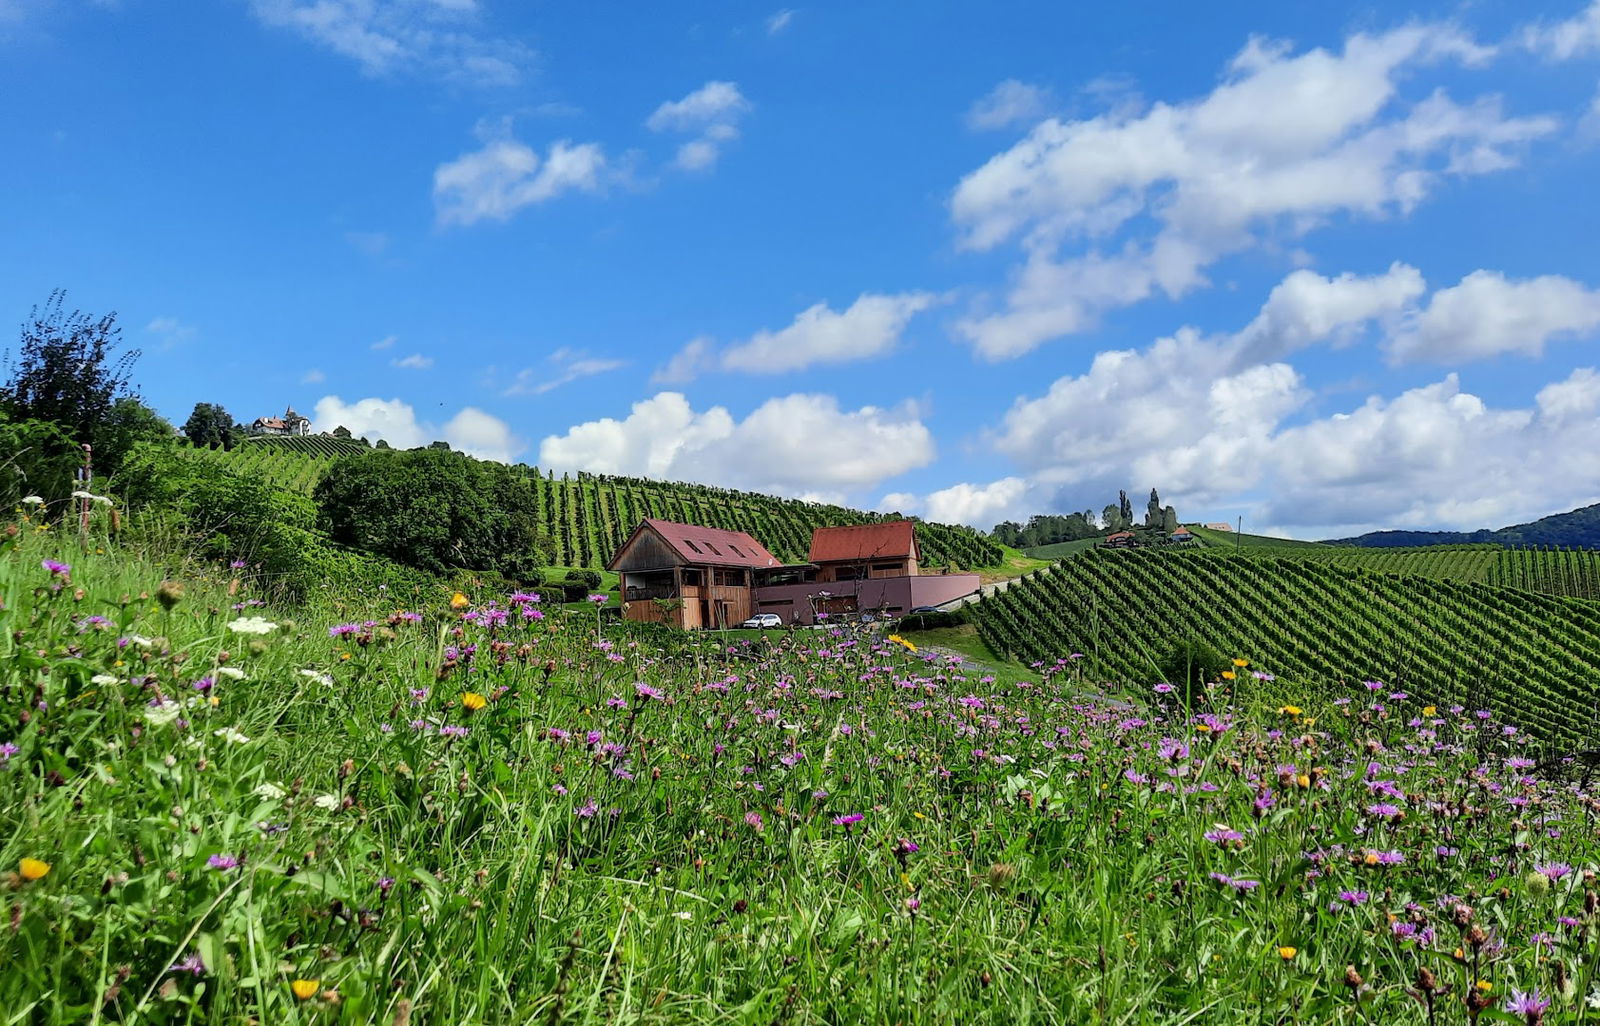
<box><xmin>4</xmin><ymin>526</ymin><xmax>1596</xmax><ymax>1024</ymax></box>
<box><xmin>193</xmin><ymin>445</ymin><xmax>1005</xmax><ymax>571</ymax></box>
<box><xmin>1328</xmin><ymin>501</ymin><xmax>1600</xmax><ymax>548</ymax></box>
<box><xmin>1019</xmin><ymin>537</ymin><xmax>1103</xmax><ymax>559</ymax></box>
<box><xmin>972</xmin><ymin>548</ymin><xmax>1600</xmax><ymax>745</ymax></box>
<box><xmin>1186</xmin><ymin>525</ymin><xmax>1327</xmax><ymax>549</ymax></box>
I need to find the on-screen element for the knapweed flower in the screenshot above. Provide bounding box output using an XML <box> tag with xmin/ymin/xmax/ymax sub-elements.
<box><xmin>1503</xmin><ymin>989</ymin><xmax>1550</xmax><ymax>1022</ymax></box>
<box><xmin>290</xmin><ymin>979</ymin><xmax>320</xmax><ymax>1000</ymax></box>
<box><xmin>461</xmin><ymin>692</ymin><xmax>488</xmax><ymax>712</ymax></box>
<box><xmin>41</xmin><ymin>559</ymin><xmax>70</xmax><ymax>576</ymax></box>
<box><xmin>1208</xmin><ymin>872</ymin><xmax>1259</xmax><ymax>893</ymax></box>
<box><xmin>587</xmin><ymin>593</ymin><xmax>609</xmax><ymax>605</ymax></box>
<box><xmin>1366</xmin><ymin>803</ymin><xmax>1403</xmax><ymax>820</ymax></box>
<box><xmin>207</xmin><ymin>854</ymin><xmax>239</xmax><ymax>871</ymax></box>
<box><xmin>1535</xmin><ymin>862</ymin><xmax>1573</xmax><ymax>882</ymax></box>
<box><xmin>744</xmin><ymin>811</ymin><xmax>763</xmax><ymax>831</ymax></box>
<box><xmin>832</xmin><ymin>813</ymin><xmax>865</xmax><ymax>826</ymax></box>
<box><xmin>1204</xmin><ymin>826</ymin><xmax>1245</xmax><ymax>846</ymax></box>
<box><xmin>635</xmin><ymin>682</ymin><xmax>665</xmax><ymax>702</ymax></box>
<box><xmin>19</xmin><ymin>858</ymin><xmax>50</xmax><ymax>881</ymax></box>
<box><xmin>1153</xmin><ymin>683</ymin><xmax>1175</xmax><ymax>694</ymax></box>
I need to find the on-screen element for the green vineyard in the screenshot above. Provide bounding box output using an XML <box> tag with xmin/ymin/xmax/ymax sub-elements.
<box><xmin>192</xmin><ymin>443</ymin><xmax>1005</xmax><ymax>570</ymax></box>
<box><xmin>1187</xmin><ymin>539</ymin><xmax>1600</xmax><ymax>600</ymax></box>
<box><xmin>972</xmin><ymin>548</ymin><xmax>1600</xmax><ymax>745</ymax></box>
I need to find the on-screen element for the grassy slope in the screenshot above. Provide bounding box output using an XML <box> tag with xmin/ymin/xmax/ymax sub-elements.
<box><xmin>1187</xmin><ymin>525</ymin><xmax>1326</xmax><ymax>549</ymax></box>
<box><xmin>5</xmin><ymin>528</ymin><xmax>1595</xmax><ymax>1024</ymax></box>
<box><xmin>1018</xmin><ymin>537</ymin><xmax>1103</xmax><ymax>560</ymax></box>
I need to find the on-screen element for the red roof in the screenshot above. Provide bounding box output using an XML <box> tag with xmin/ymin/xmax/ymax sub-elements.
<box><xmin>808</xmin><ymin>521</ymin><xmax>918</xmax><ymax>564</ymax></box>
<box><xmin>612</xmin><ymin>518</ymin><xmax>778</xmax><ymax>569</ymax></box>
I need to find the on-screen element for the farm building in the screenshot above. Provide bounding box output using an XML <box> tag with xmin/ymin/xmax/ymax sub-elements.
<box><xmin>607</xmin><ymin>518</ymin><xmax>980</xmax><ymax>629</ymax></box>
<box><xmin>1203</xmin><ymin>522</ymin><xmax>1233</xmax><ymax>532</ymax></box>
<box><xmin>1104</xmin><ymin>531</ymin><xmax>1136</xmax><ymax>548</ymax></box>
<box><xmin>1171</xmin><ymin>527</ymin><xmax>1195</xmax><ymax>544</ymax></box>
<box><xmin>250</xmin><ymin>406</ymin><xmax>312</xmax><ymax>436</ymax></box>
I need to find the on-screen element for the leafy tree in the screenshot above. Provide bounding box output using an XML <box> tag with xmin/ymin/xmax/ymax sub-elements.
<box><xmin>1163</xmin><ymin>505</ymin><xmax>1179</xmax><ymax>534</ymax></box>
<box><xmin>1102</xmin><ymin>504</ymin><xmax>1124</xmax><ymax>533</ymax></box>
<box><xmin>1</xmin><ymin>290</ymin><xmax>139</xmax><ymax>446</ymax></box>
<box><xmin>1146</xmin><ymin>488</ymin><xmax>1162</xmax><ymax>528</ymax></box>
<box><xmin>94</xmin><ymin>397</ymin><xmax>175</xmax><ymax>480</ymax></box>
<box><xmin>1159</xmin><ymin>637</ymin><xmax>1227</xmax><ymax>690</ymax></box>
<box><xmin>0</xmin><ymin>413</ymin><xmax>80</xmax><ymax>508</ymax></box>
<box><xmin>1118</xmin><ymin>490</ymin><xmax>1133</xmax><ymax>527</ymax></box>
<box><xmin>314</xmin><ymin>448</ymin><xmax>550</xmax><ymax>579</ymax></box>
<box><xmin>332</xmin><ymin>425</ymin><xmax>353</xmax><ymax>440</ymax></box>
<box><xmin>183</xmin><ymin>403</ymin><xmax>237</xmax><ymax>449</ymax></box>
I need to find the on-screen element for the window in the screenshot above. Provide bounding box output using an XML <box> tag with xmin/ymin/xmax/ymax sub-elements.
<box><xmin>729</xmin><ymin>545</ymin><xmax>744</xmax><ymax>557</ymax></box>
<box><xmin>704</xmin><ymin>542</ymin><xmax>721</xmax><ymax>555</ymax></box>
<box><xmin>684</xmin><ymin>539</ymin><xmax>702</xmax><ymax>554</ymax></box>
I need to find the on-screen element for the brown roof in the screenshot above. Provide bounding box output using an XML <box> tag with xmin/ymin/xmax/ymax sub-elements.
<box><xmin>611</xmin><ymin>518</ymin><xmax>779</xmax><ymax>570</ymax></box>
<box><xmin>1105</xmin><ymin>531</ymin><xmax>1135</xmax><ymax>540</ymax></box>
<box><xmin>808</xmin><ymin>521</ymin><xmax>918</xmax><ymax>564</ymax></box>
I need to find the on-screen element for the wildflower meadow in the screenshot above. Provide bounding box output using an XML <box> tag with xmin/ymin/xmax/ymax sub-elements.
<box><xmin>3</xmin><ymin>527</ymin><xmax>1599</xmax><ymax>1025</ymax></box>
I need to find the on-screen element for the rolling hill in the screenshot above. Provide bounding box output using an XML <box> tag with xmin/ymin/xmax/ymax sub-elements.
<box><xmin>971</xmin><ymin>547</ymin><xmax>1600</xmax><ymax>745</ymax></box>
<box><xmin>1327</xmin><ymin>502</ymin><xmax>1600</xmax><ymax>549</ymax></box>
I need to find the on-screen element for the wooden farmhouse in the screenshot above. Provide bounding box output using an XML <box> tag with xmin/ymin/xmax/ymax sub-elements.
<box><xmin>607</xmin><ymin>517</ymin><xmax>980</xmax><ymax>629</ymax></box>
<box><xmin>608</xmin><ymin>519</ymin><xmax>781</xmax><ymax>630</ymax></box>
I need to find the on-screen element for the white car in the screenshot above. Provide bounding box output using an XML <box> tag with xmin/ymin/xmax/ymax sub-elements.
<box><xmin>740</xmin><ymin>613</ymin><xmax>783</xmax><ymax>629</ymax></box>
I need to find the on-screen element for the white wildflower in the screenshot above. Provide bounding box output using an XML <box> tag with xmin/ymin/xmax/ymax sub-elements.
<box><xmin>91</xmin><ymin>674</ymin><xmax>120</xmax><ymax>686</ymax></box>
<box><xmin>313</xmin><ymin>793</ymin><xmax>341</xmax><ymax>811</ymax></box>
<box><xmin>673</xmin><ymin>910</ymin><xmax>694</xmax><ymax>921</ymax></box>
<box><xmin>213</xmin><ymin>726</ymin><xmax>251</xmax><ymax>745</ymax></box>
<box><xmin>254</xmin><ymin>782</ymin><xmax>286</xmax><ymax>801</ymax></box>
<box><xmin>127</xmin><ymin>634</ymin><xmax>154</xmax><ymax>649</ymax></box>
<box><xmin>298</xmin><ymin>669</ymin><xmax>335</xmax><ymax>687</ymax></box>
<box><xmin>144</xmin><ymin>700</ymin><xmax>182</xmax><ymax>727</ymax></box>
<box><xmin>214</xmin><ymin>667</ymin><xmax>247</xmax><ymax>680</ymax></box>
<box><xmin>227</xmin><ymin>616</ymin><xmax>278</xmax><ymax>635</ymax></box>
<box><xmin>21</xmin><ymin>495</ymin><xmax>44</xmax><ymax>505</ymax></box>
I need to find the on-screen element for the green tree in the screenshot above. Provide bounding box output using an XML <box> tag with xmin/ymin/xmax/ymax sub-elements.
<box><xmin>94</xmin><ymin>397</ymin><xmax>175</xmax><ymax>480</ymax></box>
<box><xmin>0</xmin><ymin>413</ymin><xmax>80</xmax><ymax>508</ymax></box>
<box><xmin>1118</xmin><ymin>490</ymin><xmax>1133</xmax><ymax>526</ymax></box>
<box><xmin>1146</xmin><ymin>488</ymin><xmax>1161</xmax><ymax>528</ymax></box>
<box><xmin>332</xmin><ymin>425</ymin><xmax>353</xmax><ymax>440</ymax></box>
<box><xmin>1102</xmin><ymin>504</ymin><xmax>1124</xmax><ymax>533</ymax></box>
<box><xmin>1</xmin><ymin>290</ymin><xmax>139</xmax><ymax>446</ymax></box>
<box><xmin>183</xmin><ymin>402</ymin><xmax>237</xmax><ymax>449</ymax></box>
<box><xmin>314</xmin><ymin>448</ymin><xmax>550</xmax><ymax>579</ymax></box>
<box><xmin>1163</xmin><ymin>505</ymin><xmax>1179</xmax><ymax>534</ymax></box>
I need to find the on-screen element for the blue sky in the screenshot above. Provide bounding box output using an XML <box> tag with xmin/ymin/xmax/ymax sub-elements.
<box><xmin>3</xmin><ymin>0</ymin><xmax>1600</xmax><ymax>537</ymax></box>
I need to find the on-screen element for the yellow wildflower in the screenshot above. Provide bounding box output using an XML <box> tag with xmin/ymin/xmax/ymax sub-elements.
<box><xmin>450</xmin><ymin>592</ymin><xmax>470</xmax><ymax>609</ymax></box>
<box><xmin>1423</xmin><ymin>705</ymin><xmax>1437</xmax><ymax>717</ymax></box>
<box><xmin>1296</xmin><ymin>774</ymin><xmax>1311</xmax><ymax>789</ymax></box>
<box><xmin>1277</xmin><ymin>946</ymin><xmax>1297</xmax><ymax>960</ymax></box>
<box><xmin>291</xmin><ymin>979</ymin><xmax>320</xmax><ymax>1000</ymax></box>
<box><xmin>1476</xmin><ymin>980</ymin><xmax>1492</xmax><ymax>992</ymax></box>
<box><xmin>19</xmin><ymin>858</ymin><xmax>50</xmax><ymax>881</ymax></box>
<box><xmin>1232</xmin><ymin>658</ymin><xmax>1249</xmax><ymax>667</ymax></box>
<box><xmin>1279</xmin><ymin>705</ymin><xmax>1303</xmax><ymax>716</ymax></box>
<box><xmin>1221</xmin><ymin>670</ymin><xmax>1236</xmax><ymax>680</ymax></box>
<box><xmin>462</xmin><ymin>692</ymin><xmax>487</xmax><ymax>712</ymax></box>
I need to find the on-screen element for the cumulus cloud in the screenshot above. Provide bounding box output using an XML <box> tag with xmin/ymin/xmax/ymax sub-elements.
<box><xmin>984</xmin><ymin>262</ymin><xmax>1600</xmax><ymax>536</ymax></box>
<box><xmin>392</xmin><ymin>353</ymin><xmax>434</xmax><ymax>369</ymax></box>
<box><xmin>950</xmin><ymin>25</ymin><xmax>1553</xmax><ymax>358</ymax></box>
<box><xmin>433</xmin><ymin>137</ymin><xmax>608</xmax><ymax>226</ymax></box>
<box><xmin>311</xmin><ymin>395</ymin><xmax>523</xmax><ymax>462</ymax></box>
<box><xmin>371</xmin><ymin>334</ymin><xmax>398</xmax><ymax>350</ymax></box>
<box><xmin>655</xmin><ymin>292</ymin><xmax>938</xmax><ymax>382</ymax></box>
<box><xmin>922</xmin><ymin>477</ymin><xmax>1029</xmax><ymax>527</ymax></box>
<box><xmin>538</xmin><ymin>391</ymin><xmax>934</xmax><ymax>498</ymax></box>
<box><xmin>647</xmin><ymin>81</ymin><xmax>751</xmax><ymax>171</ymax></box>
<box><xmin>247</xmin><ymin>0</ymin><xmax>532</xmax><ymax>87</ymax></box>
<box><xmin>966</xmin><ymin>79</ymin><xmax>1054</xmax><ymax>130</ymax></box>
<box><xmin>145</xmin><ymin>316</ymin><xmax>195</xmax><ymax>348</ymax></box>
<box><xmin>1387</xmin><ymin>270</ymin><xmax>1600</xmax><ymax>363</ymax></box>
<box><xmin>502</xmin><ymin>348</ymin><xmax>627</xmax><ymax>396</ymax></box>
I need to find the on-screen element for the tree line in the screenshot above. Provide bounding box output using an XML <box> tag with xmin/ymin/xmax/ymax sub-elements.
<box><xmin>992</xmin><ymin>488</ymin><xmax>1180</xmax><ymax>549</ymax></box>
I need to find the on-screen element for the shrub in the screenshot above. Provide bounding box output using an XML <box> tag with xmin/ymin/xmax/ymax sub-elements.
<box><xmin>1158</xmin><ymin>637</ymin><xmax>1228</xmax><ymax>689</ymax></box>
<box><xmin>564</xmin><ymin>568</ymin><xmax>603</xmax><ymax>589</ymax></box>
<box><xmin>900</xmin><ymin>608</ymin><xmax>969</xmax><ymax>630</ymax></box>
<box><xmin>559</xmin><ymin>580</ymin><xmax>591</xmax><ymax>603</ymax></box>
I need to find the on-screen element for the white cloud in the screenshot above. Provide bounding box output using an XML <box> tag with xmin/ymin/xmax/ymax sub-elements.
<box><xmin>1388</xmin><ymin>270</ymin><xmax>1600</xmax><ymax>363</ymax></box>
<box><xmin>876</xmin><ymin>491</ymin><xmax>920</xmax><ymax>515</ymax></box>
<box><xmin>923</xmin><ymin>477</ymin><xmax>1029</xmax><ymax>527</ymax></box>
<box><xmin>654</xmin><ymin>292</ymin><xmax>939</xmax><ymax>382</ymax></box>
<box><xmin>719</xmin><ymin>292</ymin><xmax>939</xmax><ymax>375</ymax></box>
<box><xmin>1523</xmin><ymin>1</ymin><xmax>1600</xmax><ymax>61</ymax></box>
<box><xmin>950</xmin><ymin>25</ymin><xmax>1552</xmax><ymax>358</ymax></box>
<box><xmin>247</xmin><ymin>0</ymin><xmax>531</xmax><ymax>87</ymax></box>
<box><xmin>766</xmin><ymin>8</ymin><xmax>794</xmax><ymax>35</ymax></box>
<box><xmin>983</xmin><ymin>262</ymin><xmax>1600</xmax><ymax>535</ymax></box>
<box><xmin>393</xmin><ymin>353</ymin><xmax>433</xmax><ymax>369</ymax></box>
<box><xmin>966</xmin><ymin>79</ymin><xmax>1053</xmax><ymax>130</ymax></box>
<box><xmin>538</xmin><ymin>391</ymin><xmax>934</xmax><ymax>497</ymax></box>
<box><xmin>371</xmin><ymin>334</ymin><xmax>398</xmax><ymax>350</ymax></box>
<box><xmin>652</xmin><ymin>336</ymin><xmax>715</xmax><ymax>385</ymax></box>
<box><xmin>311</xmin><ymin>395</ymin><xmax>523</xmax><ymax>462</ymax></box>
<box><xmin>433</xmin><ymin>137</ymin><xmax>608</xmax><ymax>226</ymax></box>
<box><xmin>145</xmin><ymin>316</ymin><xmax>195</xmax><ymax>348</ymax></box>
<box><xmin>502</xmin><ymin>348</ymin><xmax>627</xmax><ymax>396</ymax></box>
<box><xmin>301</xmin><ymin>368</ymin><xmax>326</xmax><ymax>384</ymax></box>
<box><xmin>647</xmin><ymin>81</ymin><xmax>751</xmax><ymax>172</ymax></box>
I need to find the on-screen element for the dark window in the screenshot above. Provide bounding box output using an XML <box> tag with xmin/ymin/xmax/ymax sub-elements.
<box><xmin>705</xmin><ymin>542</ymin><xmax>721</xmax><ymax>555</ymax></box>
<box><xmin>684</xmin><ymin>539</ymin><xmax>702</xmax><ymax>554</ymax></box>
<box><xmin>729</xmin><ymin>545</ymin><xmax>744</xmax><ymax>557</ymax></box>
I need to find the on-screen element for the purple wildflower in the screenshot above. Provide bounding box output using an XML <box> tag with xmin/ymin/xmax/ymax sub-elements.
<box><xmin>207</xmin><ymin>854</ymin><xmax>239</xmax><ymax>871</ymax></box>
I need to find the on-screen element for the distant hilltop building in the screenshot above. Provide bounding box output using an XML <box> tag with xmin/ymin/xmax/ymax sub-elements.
<box><xmin>250</xmin><ymin>405</ymin><xmax>312</xmax><ymax>436</ymax></box>
<box><xmin>1204</xmin><ymin>522</ymin><xmax>1233</xmax><ymax>532</ymax></box>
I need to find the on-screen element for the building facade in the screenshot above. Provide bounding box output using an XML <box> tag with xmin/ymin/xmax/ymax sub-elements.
<box><xmin>607</xmin><ymin>517</ymin><xmax>981</xmax><ymax>629</ymax></box>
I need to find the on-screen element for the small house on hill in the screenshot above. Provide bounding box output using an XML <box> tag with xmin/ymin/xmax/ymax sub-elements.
<box><xmin>1104</xmin><ymin>531</ymin><xmax>1136</xmax><ymax>548</ymax></box>
<box><xmin>1203</xmin><ymin>522</ymin><xmax>1233</xmax><ymax>532</ymax></box>
<box><xmin>1171</xmin><ymin>527</ymin><xmax>1195</xmax><ymax>544</ymax></box>
<box><xmin>607</xmin><ymin>518</ymin><xmax>780</xmax><ymax>630</ymax></box>
<box><xmin>250</xmin><ymin>406</ymin><xmax>312</xmax><ymax>436</ymax></box>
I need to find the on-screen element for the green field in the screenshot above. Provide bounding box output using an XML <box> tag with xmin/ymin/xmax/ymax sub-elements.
<box><xmin>972</xmin><ymin>547</ymin><xmax>1600</xmax><ymax>746</ymax></box>
<box><xmin>5</xmin><ymin>524</ymin><xmax>1597</xmax><ymax>1024</ymax></box>
<box><xmin>194</xmin><ymin>444</ymin><xmax>1005</xmax><ymax>572</ymax></box>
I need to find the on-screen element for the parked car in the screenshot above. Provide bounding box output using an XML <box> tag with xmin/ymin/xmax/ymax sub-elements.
<box><xmin>740</xmin><ymin>613</ymin><xmax>783</xmax><ymax>629</ymax></box>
